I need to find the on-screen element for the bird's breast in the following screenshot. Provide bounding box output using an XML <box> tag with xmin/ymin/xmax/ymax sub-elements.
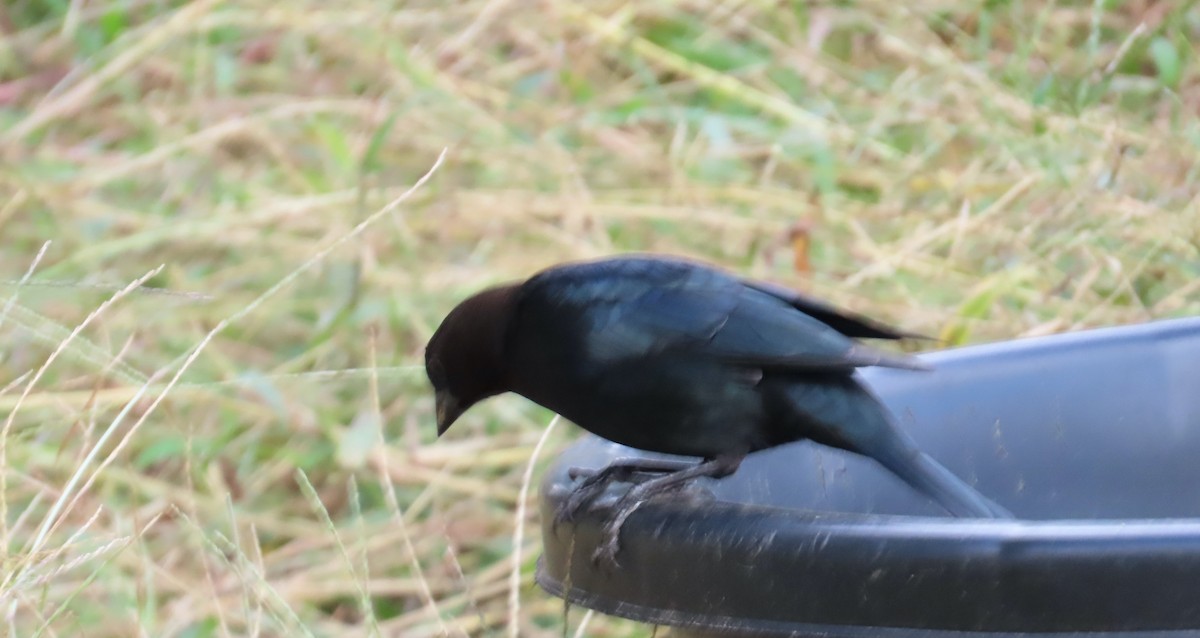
<box><xmin>512</xmin><ymin>352</ymin><xmax>770</xmax><ymax>457</ymax></box>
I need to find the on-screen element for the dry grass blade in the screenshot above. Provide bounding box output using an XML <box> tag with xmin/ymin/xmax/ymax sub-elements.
<box><xmin>375</xmin><ymin>414</ymin><xmax>451</xmax><ymax>636</ymax></box>
<box><xmin>171</xmin><ymin>506</ymin><xmax>315</xmax><ymax>638</ymax></box>
<box><xmin>509</xmin><ymin>415</ymin><xmax>560</xmax><ymax>638</ymax></box>
<box><xmin>4</xmin><ymin>0</ymin><xmax>227</xmax><ymax>141</ymax></box>
<box><xmin>33</xmin><ymin>150</ymin><xmax>446</xmax><ymax>557</ymax></box>
<box><xmin>32</xmin><ymin>513</ymin><xmax>164</xmax><ymax>638</ymax></box>
<box><xmin>4</xmin><ymin>302</ymin><xmax>147</xmax><ymax>386</ymax></box>
<box><xmin>0</xmin><ymin>241</ymin><xmax>50</xmax><ymax>333</ymax></box>
<box><xmin>0</xmin><ymin>265</ymin><xmax>164</xmax><ymax>561</ymax></box>
<box><xmin>294</xmin><ymin>470</ymin><xmax>380</xmax><ymax>637</ymax></box>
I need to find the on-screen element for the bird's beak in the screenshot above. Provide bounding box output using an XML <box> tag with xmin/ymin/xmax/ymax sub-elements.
<box><xmin>435</xmin><ymin>391</ymin><xmax>465</xmax><ymax>437</ymax></box>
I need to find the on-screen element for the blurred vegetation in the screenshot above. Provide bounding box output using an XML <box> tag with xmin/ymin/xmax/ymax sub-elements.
<box><xmin>0</xmin><ymin>0</ymin><xmax>1197</xmax><ymax>635</ymax></box>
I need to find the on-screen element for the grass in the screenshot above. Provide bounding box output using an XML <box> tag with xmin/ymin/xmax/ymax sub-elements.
<box><xmin>1</xmin><ymin>0</ymin><xmax>1198</xmax><ymax>635</ymax></box>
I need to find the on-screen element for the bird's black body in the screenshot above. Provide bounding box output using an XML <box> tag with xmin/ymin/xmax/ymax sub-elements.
<box><xmin>507</xmin><ymin>258</ymin><xmax>913</xmax><ymax>459</ymax></box>
<box><xmin>426</xmin><ymin>255</ymin><xmax>1011</xmax><ymax>563</ymax></box>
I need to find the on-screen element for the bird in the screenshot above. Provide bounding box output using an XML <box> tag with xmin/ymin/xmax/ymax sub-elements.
<box><xmin>425</xmin><ymin>254</ymin><xmax>1012</xmax><ymax>566</ymax></box>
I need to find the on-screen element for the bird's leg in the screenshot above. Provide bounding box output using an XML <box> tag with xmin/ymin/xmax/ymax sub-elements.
<box><xmin>592</xmin><ymin>453</ymin><xmax>745</xmax><ymax>568</ymax></box>
<box><xmin>556</xmin><ymin>458</ymin><xmax>697</xmax><ymax>528</ymax></box>
<box><xmin>566</xmin><ymin>457</ymin><xmax>699</xmax><ymax>482</ymax></box>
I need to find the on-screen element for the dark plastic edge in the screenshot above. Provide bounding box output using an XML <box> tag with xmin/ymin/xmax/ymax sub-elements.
<box><xmin>535</xmin><ymin>317</ymin><xmax>1200</xmax><ymax>636</ymax></box>
<box><xmin>536</xmin><ymin>563</ymin><xmax>1200</xmax><ymax>638</ymax></box>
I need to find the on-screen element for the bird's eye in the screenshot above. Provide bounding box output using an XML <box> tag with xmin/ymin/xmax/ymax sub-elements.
<box><xmin>427</xmin><ymin>358</ymin><xmax>447</xmax><ymax>387</ymax></box>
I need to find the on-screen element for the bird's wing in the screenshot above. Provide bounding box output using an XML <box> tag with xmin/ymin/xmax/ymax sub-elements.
<box><xmin>706</xmin><ymin>283</ymin><xmax>930</xmax><ymax>372</ymax></box>
<box><xmin>741</xmin><ymin>279</ymin><xmax>927</xmax><ymax>341</ymax></box>
<box><xmin>532</xmin><ymin>263</ymin><xmax>741</xmax><ymax>363</ymax></box>
<box><xmin>532</xmin><ymin>259</ymin><xmax>926</xmax><ymax>372</ymax></box>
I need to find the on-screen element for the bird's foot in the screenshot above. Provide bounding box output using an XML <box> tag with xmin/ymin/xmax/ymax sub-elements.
<box><xmin>590</xmin><ymin>489</ymin><xmax>654</xmax><ymax>570</ymax></box>
<box><xmin>553</xmin><ymin>476</ymin><xmax>611</xmax><ymax>529</ymax></box>
<box><xmin>553</xmin><ymin>458</ymin><xmax>698</xmax><ymax>532</ymax></box>
<box><xmin>591</xmin><ymin>531</ymin><xmax>621</xmax><ymax>569</ymax></box>
<box><xmin>590</xmin><ymin>524</ymin><xmax>627</xmax><ymax>569</ymax></box>
<box><xmin>589</xmin><ymin>480</ymin><xmax>714</xmax><ymax>569</ymax></box>
<box><xmin>587</xmin><ymin>453</ymin><xmax>746</xmax><ymax>570</ymax></box>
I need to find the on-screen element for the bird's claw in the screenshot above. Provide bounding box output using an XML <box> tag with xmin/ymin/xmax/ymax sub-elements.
<box><xmin>567</xmin><ymin>466</ymin><xmax>597</xmax><ymax>481</ymax></box>
<box><xmin>552</xmin><ymin>487</ymin><xmax>595</xmax><ymax>530</ymax></box>
<box><xmin>554</xmin><ymin>463</ymin><xmax>661</xmax><ymax>532</ymax></box>
<box><xmin>590</xmin><ymin>501</ymin><xmax>640</xmax><ymax>570</ymax></box>
<box><xmin>590</xmin><ymin>532</ymin><xmax>622</xmax><ymax>569</ymax></box>
<box><xmin>588</xmin><ymin>483</ymin><xmax>678</xmax><ymax>570</ymax></box>
<box><xmin>552</xmin><ymin>465</ymin><xmax>621</xmax><ymax>533</ymax></box>
<box><xmin>558</xmin><ymin>459</ymin><xmax>729</xmax><ymax>568</ymax></box>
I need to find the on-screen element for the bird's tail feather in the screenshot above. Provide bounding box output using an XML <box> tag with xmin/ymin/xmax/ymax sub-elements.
<box><xmin>780</xmin><ymin>376</ymin><xmax>1011</xmax><ymax>519</ymax></box>
<box><xmin>872</xmin><ymin>440</ymin><xmax>1013</xmax><ymax>519</ymax></box>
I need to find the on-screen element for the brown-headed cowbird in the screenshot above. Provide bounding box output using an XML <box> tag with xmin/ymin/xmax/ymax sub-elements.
<box><xmin>426</xmin><ymin>255</ymin><xmax>1011</xmax><ymax>565</ymax></box>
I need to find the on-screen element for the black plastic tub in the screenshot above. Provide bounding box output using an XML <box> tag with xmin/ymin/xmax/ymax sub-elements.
<box><xmin>536</xmin><ymin>317</ymin><xmax>1200</xmax><ymax>637</ymax></box>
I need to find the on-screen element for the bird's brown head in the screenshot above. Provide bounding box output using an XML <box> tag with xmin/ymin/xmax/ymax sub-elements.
<box><xmin>425</xmin><ymin>284</ymin><xmax>520</xmax><ymax>437</ymax></box>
